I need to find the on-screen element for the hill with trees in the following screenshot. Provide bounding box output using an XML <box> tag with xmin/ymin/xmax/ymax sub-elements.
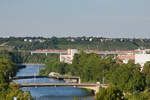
<box><xmin>1</xmin><ymin>37</ymin><xmax>150</xmax><ymax>50</ymax></box>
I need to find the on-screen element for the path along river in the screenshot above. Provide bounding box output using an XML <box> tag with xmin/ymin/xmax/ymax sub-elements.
<box><xmin>13</xmin><ymin>65</ymin><xmax>94</xmax><ymax>100</ymax></box>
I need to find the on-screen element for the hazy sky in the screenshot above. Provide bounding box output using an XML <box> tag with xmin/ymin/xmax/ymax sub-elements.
<box><xmin>0</xmin><ymin>0</ymin><xmax>150</xmax><ymax>38</ymax></box>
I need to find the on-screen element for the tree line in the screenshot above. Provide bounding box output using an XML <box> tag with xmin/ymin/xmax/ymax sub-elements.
<box><xmin>0</xmin><ymin>50</ymin><xmax>59</xmax><ymax>64</ymax></box>
<box><xmin>2</xmin><ymin>37</ymin><xmax>150</xmax><ymax>50</ymax></box>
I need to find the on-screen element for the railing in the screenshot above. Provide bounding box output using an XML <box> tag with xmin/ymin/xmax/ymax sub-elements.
<box><xmin>19</xmin><ymin>83</ymin><xmax>100</xmax><ymax>87</ymax></box>
<box><xmin>16</xmin><ymin>63</ymin><xmax>45</xmax><ymax>66</ymax></box>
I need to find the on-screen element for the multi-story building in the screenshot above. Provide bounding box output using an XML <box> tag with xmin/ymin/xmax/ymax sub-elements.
<box><xmin>60</xmin><ymin>49</ymin><xmax>79</xmax><ymax>64</ymax></box>
<box><xmin>135</xmin><ymin>52</ymin><xmax>150</xmax><ymax>69</ymax></box>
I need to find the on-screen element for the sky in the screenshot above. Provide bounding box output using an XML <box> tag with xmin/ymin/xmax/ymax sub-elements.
<box><xmin>0</xmin><ymin>0</ymin><xmax>150</xmax><ymax>38</ymax></box>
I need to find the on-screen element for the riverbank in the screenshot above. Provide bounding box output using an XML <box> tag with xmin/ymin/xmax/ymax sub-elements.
<box><xmin>81</xmin><ymin>88</ymin><xmax>95</xmax><ymax>96</ymax></box>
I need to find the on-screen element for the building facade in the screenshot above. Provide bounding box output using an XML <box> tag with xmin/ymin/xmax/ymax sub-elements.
<box><xmin>135</xmin><ymin>53</ymin><xmax>150</xmax><ymax>68</ymax></box>
<box><xmin>60</xmin><ymin>49</ymin><xmax>79</xmax><ymax>64</ymax></box>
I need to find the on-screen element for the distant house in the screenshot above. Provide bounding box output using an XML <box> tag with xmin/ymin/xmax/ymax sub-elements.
<box><xmin>24</xmin><ymin>39</ymin><xmax>27</xmax><ymax>42</ymax></box>
<box><xmin>39</xmin><ymin>39</ymin><xmax>45</xmax><ymax>43</ymax></box>
<box><xmin>49</xmin><ymin>72</ymin><xmax>60</xmax><ymax>77</ymax></box>
<box><xmin>24</xmin><ymin>38</ymin><xmax>33</xmax><ymax>42</ymax></box>
<box><xmin>67</xmin><ymin>38</ymin><xmax>75</xmax><ymax>42</ymax></box>
<box><xmin>29</xmin><ymin>39</ymin><xmax>33</xmax><ymax>42</ymax></box>
<box><xmin>81</xmin><ymin>38</ymin><xmax>84</xmax><ymax>41</ymax></box>
<box><xmin>89</xmin><ymin>38</ymin><xmax>93</xmax><ymax>42</ymax></box>
<box><xmin>71</xmin><ymin>39</ymin><xmax>75</xmax><ymax>42</ymax></box>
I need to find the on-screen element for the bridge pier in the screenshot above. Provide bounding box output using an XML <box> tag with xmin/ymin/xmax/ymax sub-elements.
<box><xmin>77</xmin><ymin>78</ymin><xmax>81</xmax><ymax>84</ymax></box>
<box><xmin>95</xmin><ymin>85</ymin><xmax>100</xmax><ymax>94</ymax></box>
<box><xmin>79</xmin><ymin>84</ymin><xmax>100</xmax><ymax>94</ymax></box>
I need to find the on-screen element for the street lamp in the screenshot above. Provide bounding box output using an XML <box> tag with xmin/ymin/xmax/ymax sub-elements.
<box><xmin>14</xmin><ymin>97</ymin><xmax>17</xmax><ymax>100</ymax></box>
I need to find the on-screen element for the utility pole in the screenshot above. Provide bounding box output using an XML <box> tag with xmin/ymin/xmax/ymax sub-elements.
<box><xmin>34</xmin><ymin>73</ymin><xmax>36</xmax><ymax>83</ymax></box>
<box><xmin>28</xmin><ymin>96</ymin><xmax>30</xmax><ymax>100</ymax></box>
<box><xmin>103</xmin><ymin>70</ymin><xmax>105</xmax><ymax>84</ymax></box>
<box><xmin>38</xmin><ymin>65</ymin><xmax>40</xmax><ymax>75</ymax></box>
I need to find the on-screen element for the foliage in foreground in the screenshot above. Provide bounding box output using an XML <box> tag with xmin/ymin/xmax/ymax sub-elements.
<box><xmin>0</xmin><ymin>51</ymin><xmax>34</xmax><ymax>100</ymax></box>
<box><xmin>126</xmin><ymin>92</ymin><xmax>150</xmax><ymax>100</ymax></box>
<box><xmin>96</xmin><ymin>86</ymin><xmax>126</xmax><ymax>100</ymax></box>
<box><xmin>96</xmin><ymin>86</ymin><xmax>150</xmax><ymax>100</ymax></box>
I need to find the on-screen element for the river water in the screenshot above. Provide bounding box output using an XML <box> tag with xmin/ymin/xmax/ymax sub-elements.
<box><xmin>13</xmin><ymin>65</ymin><xmax>94</xmax><ymax>100</ymax></box>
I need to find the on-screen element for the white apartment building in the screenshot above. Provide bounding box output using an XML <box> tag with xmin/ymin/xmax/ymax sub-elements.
<box><xmin>135</xmin><ymin>51</ymin><xmax>150</xmax><ymax>70</ymax></box>
<box><xmin>60</xmin><ymin>49</ymin><xmax>79</xmax><ymax>64</ymax></box>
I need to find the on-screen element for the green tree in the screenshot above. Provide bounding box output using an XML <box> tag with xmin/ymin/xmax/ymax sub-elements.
<box><xmin>126</xmin><ymin>92</ymin><xmax>150</xmax><ymax>100</ymax></box>
<box><xmin>107</xmin><ymin>61</ymin><xmax>146</xmax><ymax>92</ymax></box>
<box><xmin>6</xmin><ymin>83</ymin><xmax>34</xmax><ymax>100</ymax></box>
<box><xmin>143</xmin><ymin>61</ymin><xmax>150</xmax><ymax>88</ymax></box>
<box><xmin>96</xmin><ymin>86</ymin><xmax>126</xmax><ymax>100</ymax></box>
<box><xmin>0</xmin><ymin>51</ymin><xmax>34</xmax><ymax>100</ymax></box>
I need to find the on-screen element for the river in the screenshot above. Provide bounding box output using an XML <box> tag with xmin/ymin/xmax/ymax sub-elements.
<box><xmin>13</xmin><ymin>65</ymin><xmax>95</xmax><ymax>100</ymax></box>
